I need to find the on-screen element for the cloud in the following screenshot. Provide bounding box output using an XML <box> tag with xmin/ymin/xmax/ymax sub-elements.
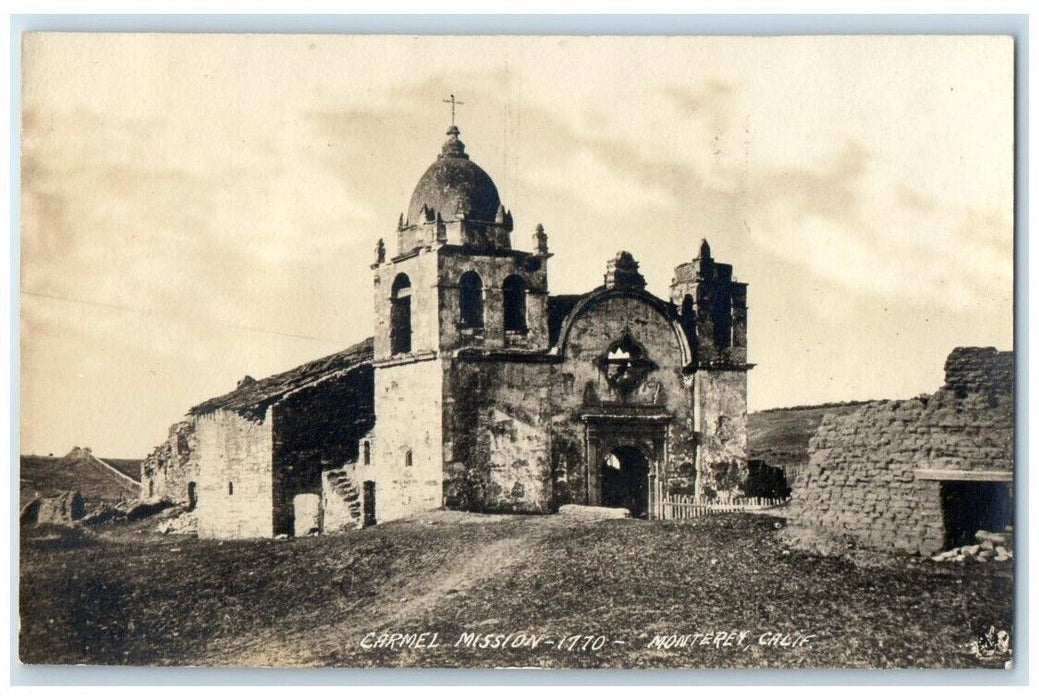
<box><xmin>18</xmin><ymin>35</ymin><xmax>1013</xmax><ymax>455</ymax></box>
<box><xmin>742</xmin><ymin>140</ymin><xmax>1011</xmax><ymax>312</ymax></box>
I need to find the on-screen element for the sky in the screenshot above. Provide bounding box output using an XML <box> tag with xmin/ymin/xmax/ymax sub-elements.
<box><xmin>20</xmin><ymin>34</ymin><xmax>1014</xmax><ymax>458</ymax></box>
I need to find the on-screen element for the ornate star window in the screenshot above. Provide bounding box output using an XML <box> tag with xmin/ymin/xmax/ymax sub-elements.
<box><xmin>597</xmin><ymin>332</ymin><xmax>657</xmax><ymax>399</ymax></box>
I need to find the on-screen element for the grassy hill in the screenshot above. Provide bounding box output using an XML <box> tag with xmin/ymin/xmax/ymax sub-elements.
<box><xmin>20</xmin><ymin>449</ymin><xmax>140</xmax><ymax>509</ymax></box>
<box><xmin>748</xmin><ymin>401</ymin><xmax>874</xmax><ymax>476</ymax></box>
<box><xmin>20</xmin><ymin>511</ymin><xmax>1011</xmax><ymax>668</ymax></box>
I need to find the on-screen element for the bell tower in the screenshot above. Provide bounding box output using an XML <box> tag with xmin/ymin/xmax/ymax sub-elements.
<box><xmin>362</xmin><ymin>120</ymin><xmax>554</xmax><ymax>523</ymax></box>
<box><xmin>671</xmin><ymin>239</ymin><xmax>751</xmax><ymax>500</ymax></box>
<box><xmin>671</xmin><ymin>239</ymin><xmax>748</xmax><ymax>367</ymax></box>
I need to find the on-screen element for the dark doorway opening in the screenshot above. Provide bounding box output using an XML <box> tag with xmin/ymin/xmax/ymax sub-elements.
<box><xmin>363</xmin><ymin>480</ymin><xmax>377</xmax><ymax>527</ymax></box>
<box><xmin>187</xmin><ymin>481</ymin><xmax>197</xmax><ymax>511</ymax></box>
<box><xmin>745</xmin><ymin>460</ymin><xmax>792</xmax><ymax>500</ymax></box>
<box><xmin>940</xmin><ymin>481</ymin><xmax>1012</xmax><ymax>549</ymax></box>
<box><xmin>601</xmin><ymin>445</ymin><xmax>650</xmax><ymax>518</ymax></box>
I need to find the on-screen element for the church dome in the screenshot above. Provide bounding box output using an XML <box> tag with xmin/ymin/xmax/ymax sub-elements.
<box><xmin>407</xmin><ymin>126</ymin><xmax>502</xmax><ymax>225</ymax></box>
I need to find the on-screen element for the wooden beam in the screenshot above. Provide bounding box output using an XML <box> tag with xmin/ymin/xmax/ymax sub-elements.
<box><xmin>915</xmin><ymin>469</ymin><xmax>1013</xmax><ymax>482</ymax></box>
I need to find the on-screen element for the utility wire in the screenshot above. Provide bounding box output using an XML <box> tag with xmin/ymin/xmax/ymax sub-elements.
<box><xmin>21</xmin><ymin>289</ymin><xmax>353</xmax><ymax>346</ymax></box>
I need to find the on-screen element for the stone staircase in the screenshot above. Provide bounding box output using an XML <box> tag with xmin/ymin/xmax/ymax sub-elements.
<box><xmin>321</xmin><ymin>467</ymin><xmax>364</xmax><ymax>532</ymax></box>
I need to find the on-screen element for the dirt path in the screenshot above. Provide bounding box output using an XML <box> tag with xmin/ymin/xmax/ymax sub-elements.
<box><xmin>378</xmin><ymin>531</ymin><xmax>534</xmax><ymax>628</ymax></box>
<box><xmin>211</xmin><ymin>513</ymin><xmax>564</xmax><ymax>667</ymax></box>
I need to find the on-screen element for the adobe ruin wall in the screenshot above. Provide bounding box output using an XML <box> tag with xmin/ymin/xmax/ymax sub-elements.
<box><xmin>786</xmin><ymin>347</ymin><xmax>1013</xmax><ymax>555</ymax></box>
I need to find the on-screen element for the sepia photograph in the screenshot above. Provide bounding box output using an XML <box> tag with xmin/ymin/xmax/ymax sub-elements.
<box><xmin>17</xmin><ymin>30</ymin><xmax>1016</xmax><ymax>671</ymax></box>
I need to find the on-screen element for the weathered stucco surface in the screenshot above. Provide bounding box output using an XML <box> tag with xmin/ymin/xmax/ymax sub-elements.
<box><xmin>443</xmin><ymin>359</ymin><xmax>553</xmax><ymax>512</ymax></box>
<box><xmin>553</xmin><ymin>292</ymin><xmax>696</xmax><ymax>505</ymax></box>
<box><xmin>437</xmin><ymin>246</ymin><xmax>549</xmax><ymax>352</ymax></box>
<box><xmin>358</xmin><ymin>357</ymin><xmax>444</xmax><ymax>523</ymax></box>
<box><xmin>194</xmin><ymin>410</ymin><xmax>274</xmax><ymax>539</ymax></box>
<box><xmin>373</xmin><ymin>250</ymin><xmax>441</xmax><ymax>362</ymax></box>
<box><xmin>695</xmin><ymin>370</ymin><xmax>749</xmax><ymax>499</ymax></box>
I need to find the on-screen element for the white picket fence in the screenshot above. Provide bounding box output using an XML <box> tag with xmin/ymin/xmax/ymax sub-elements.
<box><xmin>651</xmin><ymin>485</ymin><xmax>789</xmax><ymax>520</ymax></box>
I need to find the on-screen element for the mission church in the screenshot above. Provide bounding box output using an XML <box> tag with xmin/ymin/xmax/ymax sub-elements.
<box><xmin>142</xmin><ymin>115</ymin><xmax>753</xmax><ymax>539</ymax></box>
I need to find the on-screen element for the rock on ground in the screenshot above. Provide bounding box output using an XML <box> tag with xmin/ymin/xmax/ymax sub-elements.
<box><xmin>557</xmin><ymin>504</ymin><xmax>631</xmax><ymax>520</ymax></box>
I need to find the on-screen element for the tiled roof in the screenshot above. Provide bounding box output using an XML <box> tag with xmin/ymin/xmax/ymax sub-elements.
<box><xmin>190</xmin><ymin>337</ymin><xmax>374</xmax><ymax>417</ymax></box>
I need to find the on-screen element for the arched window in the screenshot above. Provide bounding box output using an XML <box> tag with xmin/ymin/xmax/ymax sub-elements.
<box><xmin>681</xmin><ymin>294</ymin><xmax>696</xmax><ymax>345</ymax></box>
<box><xmin>187</xmin><ymin>482</ymin><xmax>197</xmax><ymax>511</ymax></box>
<box><xmin>404</xmin><ymin>449</ymin><xmax>413</xmax><ymax>468</ymax></box>
<box><xmin>228</xmin><ymin>481</ymin><xmax>234</xmax><ymax>496</ymax></box>
<box><xmin>362</xmin><ymin>441</ymin><xmax>371</xmax><ymax>466</ymax></box>
<box><xmin>713</xmin><ymin>288</ymin><xmax>732</xmax><ymax>349</ymax></box>
<box><xmin>390</xmin><ymin>273</ymin><xmax>412</xmax><ymax>354</ymax></box>
<box><xmin>503</xmin><ymin>275</ymin><xmax>527</xmax><ymax>332</ymax></box>
<box><xmin>458</xmin><ymin>271</ymin><xmax>484</xmax><ymax>328</ymax></box>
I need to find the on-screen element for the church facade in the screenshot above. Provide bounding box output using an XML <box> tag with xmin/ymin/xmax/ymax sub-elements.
<box><xmin>143</xmin><ymin>123</ymin><xmax>752</xmax><ymax>538</ymax></box>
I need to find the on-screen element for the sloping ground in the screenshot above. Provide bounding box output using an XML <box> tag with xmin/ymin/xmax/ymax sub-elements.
<box><xmin>20</xmin><ymin>451</ymin><xmax>140</xmax><ymax>509</ymax></box>
<box><xmin>102</xmin><ymin>459</ymin><xmax>143</xmax><ymax>482</ymax></box>
<box><xmin>20</xmin><ymin>512</ymin><xmax>1012</xmax><ymax>669</ymax></box>
<box><xmin>747</xmin><ymin>402</ymin><xmax>874</xmax><ymax>473</ymax></box>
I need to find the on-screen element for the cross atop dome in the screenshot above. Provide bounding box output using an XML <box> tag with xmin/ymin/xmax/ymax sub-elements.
<box><xmin>442</xmin><ymin>93</ymin><xmax>465</xmax><ymax>125</ymax></box>
<box><xmin>400</xmin><ymin>117</ymin><xmax>511</xmax><ymax>250</ymax></box>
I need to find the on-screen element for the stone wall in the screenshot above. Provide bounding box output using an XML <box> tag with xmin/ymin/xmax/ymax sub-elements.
<box><xmin>142</xmin><ymin>419</ymin><xmax>198</xmax><ymax>506</ymax></box>
<box><xmin>358</xmin><ymin>357</ymin><xmax>444</xmax><ymax>523</ymax></box>
<box><xmin>943</xmin><ymin>346</ymin><xmax>1014</xmax><ymax>398</ymax></box>
<box><xmin>373</xmin><ymin>249</ymin><xmax>441</xmax><ymax>361</ymax></box>
<box><xmin>21</xmin><ymin>491</ymin><xmax>86</xmax><ymax>526</ymax></box>
<box><xmin>670</xmin><ymin>241</ymin><xmax>748</xmax><ymax>367</ymax></box>
<box><xmin>695</xmin><ymin>369</ymin><xmax>749</xmax><ymax>499</ymax></box>
<box><xmin>437</xmin><ymin>247</ymin><xmax>550</xmax><ymax>352</ymax></box>
<box><xmin>194</xmin><ymin>409</ymin><xmax>274</xmax><ymax>539</ymax></box>
<box><xmin>440</xmin><ymin>288</ymin><xmax>749</xmax><ymax>514</ymax></box>
<box><xmin>554</xmin><ymin>292</ymin><xmax>700</xmax><ymax>506</ymax></box>
<box><xmin>787</xmin><ymin>348</ymin><xmax>1014</xmax><ymax>555</ymax></box>
<box><xmin>443</xmin><ymin>358</ymin><xmax>554</xmax><ymax>512</ymax></box>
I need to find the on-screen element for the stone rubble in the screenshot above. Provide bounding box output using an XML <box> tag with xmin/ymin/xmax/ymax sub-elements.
<box><xmin>931</xmin><ymin>528</ymin><xmax>1014</xmax><ymax>563</ymax></box>
<box><xmin>156</xmin><ymin>508</ymin><xmax>198</xmax><ymax>535</ymax></box>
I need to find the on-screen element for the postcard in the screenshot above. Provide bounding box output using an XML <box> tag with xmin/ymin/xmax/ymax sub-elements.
<box><xmin>19</xmin><ymin>32</ymin><xmax>1015</xmax><ymax>669</ymax></box>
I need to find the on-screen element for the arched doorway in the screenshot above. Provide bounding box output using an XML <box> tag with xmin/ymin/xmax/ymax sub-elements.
<box><xmin>600</xmin><ymin>445</ymin><xmax>650</xmax><ymax>518</ymax></box>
